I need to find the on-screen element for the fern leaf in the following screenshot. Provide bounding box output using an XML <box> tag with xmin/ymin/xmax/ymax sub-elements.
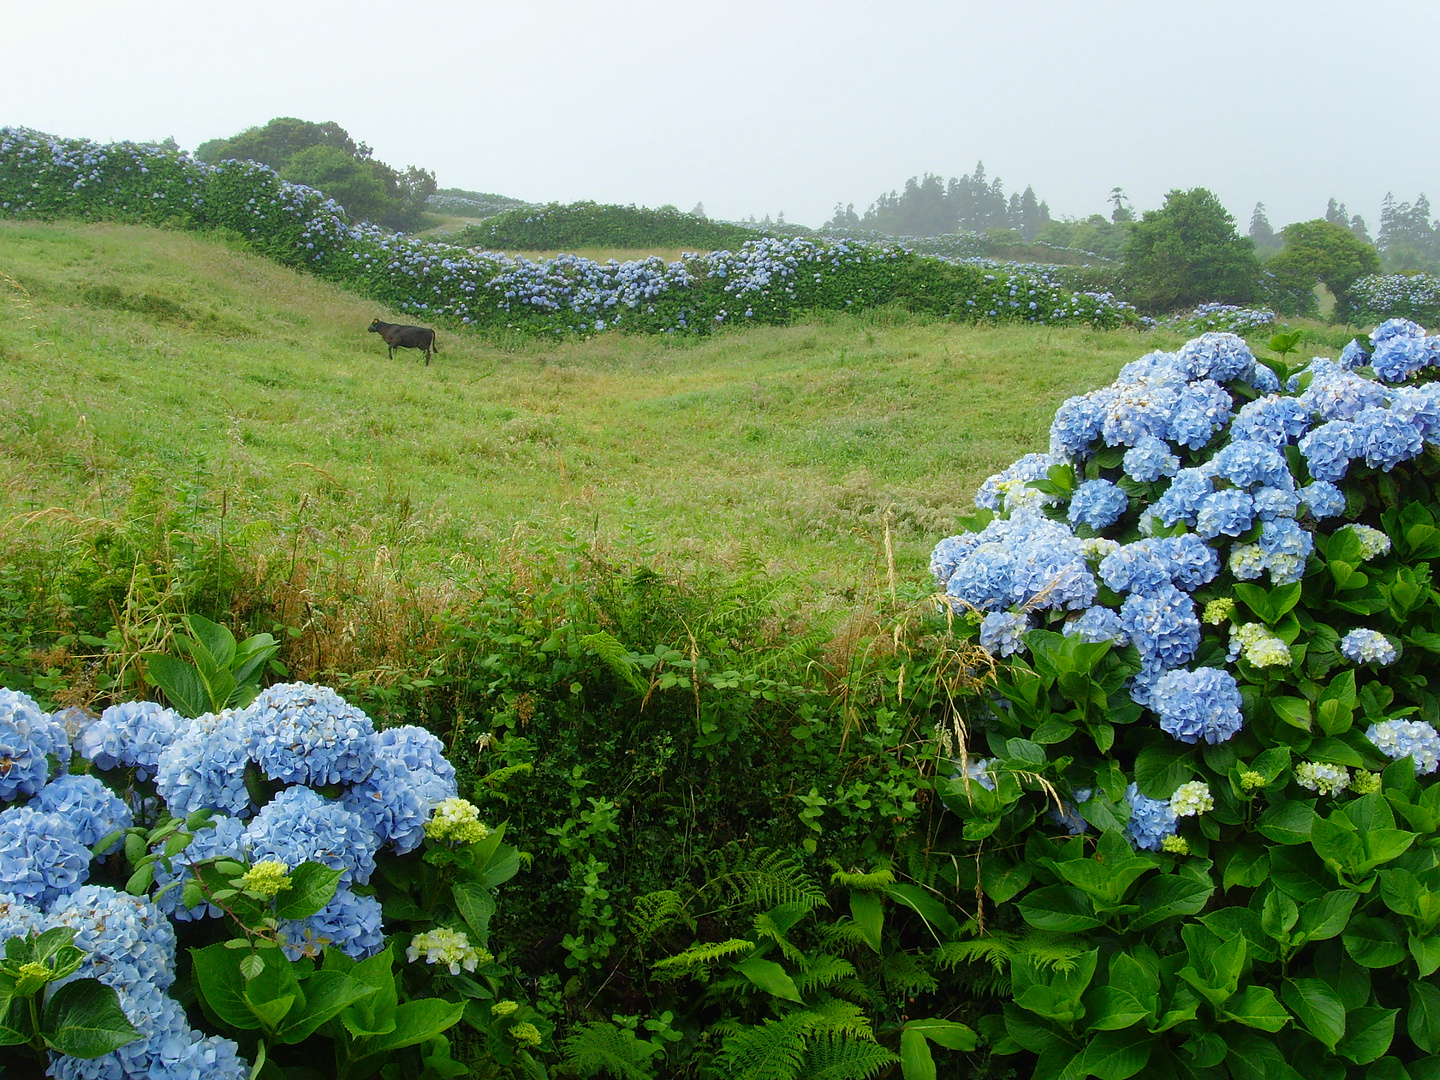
<box><xmin>715</xmin><ymin>1013</ymin><xmax>813</xmax><ymax>1080</ymax></box>
<box><xmin>579</xmin><ymin>631</ymin><xmax>648</xmax><ymax>694</ymax></box>
<box><xmin>881</xmin><ymin>950</ymin><xmax>938</xmax><ymax>995</ymax></box>
<box><xmin>828</xmin><ymin>866</ymin><xmax>895</xmax><ymax>891</ymax></box>
<box><xmin>561</xmin><ymin>1022</ymin><xmax>660</xmax><ymax>1080</ymax></box>
<box><xmin>804</xmin><ymin>998</ymin><xmax>876</xmax><ymax>1040</ymax></box>
<box><xmin>651</xmin><ymin>937</ymin><xmax>753</xmax><ymax>979</ymax></box>
<box><xmin>794</xmin><ymin>954</ymin><xmax>857</xmax><ymax>996</ymax></box>
<box><xmin>802</xmin><ymin>1031</ymin><xmax>899</xmax><ymax>1080</ymax></box>
<box><xmin>709</xmin><ymin>849</ymin><xmax>828</xmax><ymax>912</ymax></box>
<box><xmin>630</xmin><ymin>890</ymin><xmax>690</xmax><ymax>945</ymax></box>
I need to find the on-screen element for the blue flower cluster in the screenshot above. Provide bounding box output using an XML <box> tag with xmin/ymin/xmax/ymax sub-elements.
<box><xmin>933</xmin><ymin>323</ymin><xmax>1440</xmax><ymax>849</ymax></box>
<box><xmin>1124</xmin><ymin>784</ymin><xmax>1178</xmax><ymax>851</ymax></box>
<box><xmin>1351</xmin><ymin>273</ymin><xmax>1440</xmax><ymax>326</ymax></box>
<box><xmin>1174</xmin><ymin>303</ymin><xmax>1276</xmax><ymax>335</ymax></box>
<box><xmin>0</xmin><ymin>688</ymin><xmax>70</xmax><ymax>800</ymax></box>
<box><xmin>76</xmin><ymin>700</ymin><xmax>182</xmax><ymax>780</ymax></box>
<box><xmin>248</xmin><ymin>682</ymin><xmax>376</xmax><ymax>786</ymax></box>
<box><xmin>1366</xmin><ymin>719</ymin><xmax>1440</xmax><ymax>775</ymax></box>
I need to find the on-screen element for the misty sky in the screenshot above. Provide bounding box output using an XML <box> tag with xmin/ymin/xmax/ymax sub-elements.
<box><xmin>8</xmin><ymin>0</ymin><xmax>1438</xmax><ymax>232</ymax></box>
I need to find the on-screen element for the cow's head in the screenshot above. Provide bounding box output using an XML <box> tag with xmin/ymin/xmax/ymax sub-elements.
<box><xmin>367</xmin><ymin>319</ymin><xmax>383</xmax><ymax>333</ymax></box>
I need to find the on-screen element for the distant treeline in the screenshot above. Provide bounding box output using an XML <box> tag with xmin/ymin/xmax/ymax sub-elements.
<box><xmin>828</xmin><ymin>164</ymin><xmax>1053</xmax><ymax>240</ymax></box>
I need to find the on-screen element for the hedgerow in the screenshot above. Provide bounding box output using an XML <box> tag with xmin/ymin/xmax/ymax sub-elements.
<box><xmin>1352</xmin><ymin>274</ymin><xmax>1440</xmax><ymax>327</ymax></box>
<box><xmin>0</xmin><ymin>127</ymin><xmax>1138</xmax><ymax>336</ymax></box>
<box><xmin>453</xmin><ymin>201</ymin><xmax>762</xmax><ymax>252</ymax></box>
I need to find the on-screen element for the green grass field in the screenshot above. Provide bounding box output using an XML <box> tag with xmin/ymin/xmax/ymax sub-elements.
<box><xmin>1</xmin><ymin>219</ymin><xmax>1247</xmax><ymax>611</ymax></box>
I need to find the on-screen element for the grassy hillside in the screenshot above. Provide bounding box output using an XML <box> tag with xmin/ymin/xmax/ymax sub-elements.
<box><xmin>2</xmin><ymin>220</ymin><xmax>1172</xmax><ymax>607</ymax></box>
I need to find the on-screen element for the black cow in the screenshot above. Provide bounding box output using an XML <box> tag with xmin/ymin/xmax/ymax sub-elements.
<box><xmin>368</xmin><ymin>319</ymin><xmax>439</xmax><ymax>365</ymax></box>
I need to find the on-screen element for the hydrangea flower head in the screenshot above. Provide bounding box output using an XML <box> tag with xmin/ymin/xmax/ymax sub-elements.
<box><xmin>1151</xmin><ymin>667</ymin><xmax>1244</xmax><ymax>744</ymax></box>
<box><xmin>154</xmin><ymin>710</ymin><xmax>255</xmax><ymax>819</ymax></box>
<box><xmin>33</xmin><ymin>773</ymin><xmax>132</xmax><ymax>855</ymax></box>
<box><xmin>0</xmin><ymin>806</ymin><xmax>90</xmax><ymax>905</ymax></box>
<box><xmin>1295</xmin><ymin>762</ymin><xmax>1350</xmax><ymax>796</ymax></box>
<box><xmin>1122</xmin><ymin>437</ymin><xmax>1180</xmax><ymax>483</ymax></box>
<box><xmin>979</xmin><ymin>611</ymin><xmax>1031</xmax><ymax>657</ymax></box>
<box><xmin>278</xmin><ymin>886</ymin><xmax>385</xmax><ymax>961</ymax></box>
<box><xmin>1124</xmin><ymin>783</ymin><xmax>1178</xmax><ymax>851</ymax></box>
<box><xmin>48</xmin><ymin>885</ymin><xmax>177</xmax><ymax>992</ymax></box>
<box><xmin>1299</xmin><ymin>481</ymin><xmax>1346</xmax><ymax>520</ymax></box>
<box><xmin>244</xmin><ymin>786</ymin><xmax>377</xmax><ymax>886</ymax></box>
<box><xmin>1369</xmin><ymin>317</ymin><xmax>1431</xmax><ymax>382</ymax></box>
<box><xmin>1366</xmin><ymin>719</ymin><xmax>1440</xmax><ymax>775</ymax></box>
<box><xmin>374</xmin><ymin>725</ymin><xmax>458</xmax><ymax>807</ymax></box>
<box><xmin>1169</xmin><ymin>781</ymin><xmax>1213</xmax><ymax>817</ymax></box>
<box><xmin>424</xmin><ymin>798</ymin><xmax>491</xmax><ymax>845</ymax></box>
<box><xmin>0</xmin><ymin>688</ymin><xmax>68</xmax><ymax>801</ymax></box>
<box><xmin>1341</xmin><ymin>524</ymin><xmax>1392</xmax><ymax>561</ymax></box>
<box><xmin>341</xmin><ymin>755</ymin><xmax>430</xmax><ymax>854</ymax></box>
<box><xmin>248</xmin><ymin>682</ymin><xmax>378</xmax><ymax>786</ymax></box>
<box><xmin>1340</xmin><ymin>628</ymin><xmax>1397</xmax><ymax>666</ymax></box>
<box><xmin>151</xmin><ymin>813</ymin><xmax>248</xmax><ymax>922</ymax></box>
<box><xmin>1228</xmin><ymin>623</ymin><xmax>1292</xmax><ymax>668</ymax></box>
<box><xmin>406</xmin><ymin>927</ymin><xmax>491</xmax><ymax>974</ymax></box>
<box><xmin>1068</xmin><ymin>479</ymin><xmax>1128</xmax><ymax>530</ymax></box>
<box><xmin>1203</xmin><ymin>598</ymin><xmax>1236</xmax><ymax>625</ymax></box>
<box><xmin>78</xmin><ymin>700</ymin><xmax>182</xmax><ymax>780</ymax></box>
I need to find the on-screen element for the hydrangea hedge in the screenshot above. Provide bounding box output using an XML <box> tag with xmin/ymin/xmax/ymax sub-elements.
<box><xmin>0</xmin><ymin>681</ymin><xmax>531</xmax><ymax>1079</ymax></box>
<box><xmin>0</xmin><ymin>127</ymin><xmax>1135</xmax><ymax>338</ymax></box>
<box><xmin>1352</xmin><ymin>275</ymin><xmax>1440</xmax><ymax>329</ymax></box>
<box><xmin>929</xmin><ymin>320</ymin><xmax>1440</xmax><ymax>1077</ymax></box>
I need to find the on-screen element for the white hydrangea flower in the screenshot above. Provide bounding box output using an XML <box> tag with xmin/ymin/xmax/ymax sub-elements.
<box><xmin>406</xmin><ymin>927</ymin><xmax>492</xmax><ymax>975</ymax></box>
<box><xmin>1169</xmin><ymin>781</ymin><xmax>1213</xmax><ymax>817</ymax></box>
<box><xmin>1341</xmin><ymin>524</ymin><xmax>1392</xmax><ymax>561</ymax></box>
<box><xmin>1295</xmin><ymin>761</ymin><xmax>1350</xmax><ymax>796</ymax></box>
<box><xmin>1229</xmin><ymin>623</ymin><xmax>1292</xmax><ymax>667</ymax></box>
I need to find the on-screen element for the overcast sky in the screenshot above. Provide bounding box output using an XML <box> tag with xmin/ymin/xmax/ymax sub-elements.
<box><xmin>7</xmin><ymin>0</ymin><xmax>1438</xmax><ymax>231</ymax></box>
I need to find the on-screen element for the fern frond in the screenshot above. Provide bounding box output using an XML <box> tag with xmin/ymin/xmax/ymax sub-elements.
<box><xmin>828</xmin><ymin>865</ymin><xmax>895</xmax><ymax>891</ymax></box>
<box><xmin>795</xmin><ymin>954</ymin><xmax>856</xmax><ymax>996</ymax></box>
<box><xmin>651</xmin><ymin>938</ymin><xmax>753</xmax><ymax>980</ymax></box>
<box><xmin>816</xmin><ymin>920</ymin><xmax>873</xmax><ymax>952</ymax></box>
<box><xmin>804</xmin><ymin>998</ymin><xmax>876</xmax><ymax>1041</ymax></box>
<box><xmin>802</xmin><ymin>1031</ymin><xmax>898</xmax><ymax>1080</ymax></box>
<box><xmin>630</xmin><ymin>890</ymin><xmax>690</xmax><ymax>945</ymax></box>
<box><xmin>715</xmin><ymin>1013</ymin><xmax>813</xmax><ymax>1080</ymax></box>
<box><xmin>753</xmin><ymin>904</ymin><xmax>811</xmax><ymax>966</ymax></box>
<box><xmin>579</xmin><ymin>631</ymin><xmax>648</xmax><ymax>694</ymax></box>
<box><xmin>707</xmin><ymin>849</ymin><xmax>827</xmax><ymax>912</ymax></box>
<box><xmin>880</xmin><ymin>950</ymin><xmax>938</xmax><ymax>995</ymax></box>
<box><xmin>482</xmin><ymin>762</ymin><xmax>534</xmax><ymax>788</ymax></box>
<box><xmin>561</xmin><ymin>1022</ymin><xmax>660</xmax><ymax>1080</ymax></box>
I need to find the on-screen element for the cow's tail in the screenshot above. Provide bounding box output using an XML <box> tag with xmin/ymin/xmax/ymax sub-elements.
<box><xmin>431</xmin><ymin>331</ymin><xmax>440</xmax><ymax>353</ymax></box>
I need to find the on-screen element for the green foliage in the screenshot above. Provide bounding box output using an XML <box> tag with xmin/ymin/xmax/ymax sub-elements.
<box><xmin>1262</xmin><ymin>219</ymin><xmax>1382</xmax><ymax>319</ymax></box>
<box><xmin>197</xmin><ymin>116</ymin><xmax>436</xmax><ymax>232</ymax></box>
<box><xmin>141</xmin><ymin>613</ymin><xmax>279</xmax><ymax>717</ymax></box>
<box><xmin>0</xmin><ymin>927</ymin><xmax>140</xmax><ymax>1064</ymax></box>
<box><xmin>456</xmin><ymin>201</ymin><xmax>762</xmax><ymax>252</ymax></box>
<box><xmin>1122</xmin><ymin>187</ymin><xmax>1262</xmax><ymax>312</ymax></box>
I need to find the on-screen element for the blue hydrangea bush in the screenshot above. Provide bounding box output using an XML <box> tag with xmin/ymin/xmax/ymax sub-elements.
<box><xmin>0</xmin><ymin>127</ymin><xmax>1136</xmax><ymax>337</ymax></box>
<box><xmin>0</xmin><ymin>680</ymin><xmax>512</xmax><ymax>1078</ymax></box>
<box><xmin>1352</xmin><ymin>274</ymin><xmax>1440</xmax><ymax>329</ymax></box>
<box><xmin>930</xmin><ymin>323</ymin><xmax>1440</xmax><ymax>1077</ymax></box>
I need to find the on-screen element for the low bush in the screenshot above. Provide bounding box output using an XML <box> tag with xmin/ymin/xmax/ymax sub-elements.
<box><xmin>455</xmin><ymin>202</ymin><xmax>762</xmax><ymax>252</ymax></box>
<box><xmin>1352</xmin><ymin>274</ymin><xmax>1440</xmax><ymax>327</ymax></box>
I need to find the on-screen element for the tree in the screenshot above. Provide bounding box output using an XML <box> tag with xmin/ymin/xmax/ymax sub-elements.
<box><xmin>1109</xmin><ymin>187</ymin><xmax>1134</xmax><ymax>223</ymax></box>
<box><xmin>196</xmin><ymin>117</ymin><xmax>435</xmax><ymax>232</ymax></box>
<box><xmin>1248</xmin><ymin>202</ymin><xmax>1278</xmax><ymax>253</ymax></box>
<box><xmin>1378</xmin><ymin>193</ymin><xmax>1440</xmax><ymax>273</ymax></box>
<box><xmin>1262</xmin><ymin>218</ymin><xmax>1382</xmax><ymax>319</ymax></box>
<box><xmin>1121</xmin><ymin>188</ymin><xmax>1260</xmax><ymax>312</ymax></box>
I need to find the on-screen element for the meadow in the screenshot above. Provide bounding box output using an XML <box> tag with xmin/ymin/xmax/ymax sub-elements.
<box><xmin>0</xmin><ymin>219</ymin><xmax>1166</xmax><ymax>608</ymax></box>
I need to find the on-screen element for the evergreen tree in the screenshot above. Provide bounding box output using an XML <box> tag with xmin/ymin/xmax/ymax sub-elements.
<box><xmin>1378</xmin><ymin>193</ymin><xmax>1440</xmax><ymax>271</ymax></box>
<box><xmin>1109</xmin><ymin>187</ymin><xmax>1135</xmax><ymax>223</ymax></box>
<box><xmin>1325</xmin><ymin>198</ymin><xmax>1350</xmax><ymax>227</ymax></box>
<box><xmin>1122</xmin><ymin>188</ymin><xmax>1260</xmax><ymax>312</ymax></box>
<box><xmin>1249</xmin><ymin>202</ymin><xmax>1278</xmax><ymax>252</ymax></box>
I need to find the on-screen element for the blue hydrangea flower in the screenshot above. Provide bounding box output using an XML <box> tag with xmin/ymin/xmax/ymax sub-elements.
<box><xmin>1049</xmin><ymin>394</ymin><xmax>1108</xmax><ymax>459</ymax></box>
<box><xmin>341</xmin><ymin>756</ymin><xmax>429</xmax><ymax>854</ymax></box>
<box><xmin>0</xmin><ymin>806</ymin><xmax>90</xmax><ymax>905</ymax></box>
<box><xmin>1176</xmin><ymin>332</ymin><xmax>1262</xmax><ymax>384</ymax></box>
<box><xmin>1195</xmin><ymin>489</ymin><xmax>1255</xmax><ymax>539</ymax></box>
<box><xmin>1212</xmin><ymin>439</ymin><xmax>1290</xmax><ymax>489</ymax></box>
<box><xmin>1299</xmin><ymin>481</ymin><xmax>1346</xmax><ymax>519</ymax></box>
<box><xmin>1388</xmin><ymin>385</ymin><xmax>1440</xmax><ymax>443</ymax></box>
<box><xmin>244</xmin><ymin>786</ymin><xmax>377</xmax><ymax>886</ymax></box>
<box><xmin>248</xmin><ymin>682</ymin><xmax>378</xmax><ymax>786</ymax></box>
<box><xmin>1064</xmin><ymin>606</ymin><xmax>1130</xmax><ymax>646</ymax></box>
<box><xmin>1100</xmin><ymin>540</ymin><xmax>1172</xmax><ymax>595</ymax></box>
<box><xmin>1296</xmin><ymin>361</ymin><xmax>1390</xmax><ymax>421</ymax></box>
<box><xmin>33</xmin><ymin>774</ymin><xmax>132</xmax><ymax>856</ymax></box>
<box><xmin>152</xmin><ymin>814</ymin><xmax>249</xmax><ymax>921</ymax></box>
<box><xmin>1167</xmin><ymin>380</ymin><xmax>1233</xmax><ymax>450</ymax></box>
<box><xmin>0</xmin><ymin>891</ymin><xmax>49</xmax><ymax>944</ymax></box>
<box><xmin>77</xmin><ymin>700</ymin><xmax>183</xmax><ymax>780</ymax></box>
<box><xmin>1230</xmin><ymin>394</ymin><xmax>1311</xmax><ymax>447</ymax></box>
<box><xmin>1049</xmin><ymin>786</ymin><xmax>1092</xmax><ymax>835</ymax></box>
<box><xmin>1124</xmin><ymin>783</ymin><xmax>1178</xmax><ymax>851</ymax></box>
<box><xmin>1068</xmin><ymin>479</ymin><xmax>1128</xmax><ymax>530</ymax></box>
<box><xmin>1366</xmin><ymin>719</ymin><xmax>1440</xmax><ymax>774</ymax></box>
<box><xmin>1151</xmin><ymin>667</ymin><xmax>1245</xmax><ymax>744</ymax></box>
<box><xmin>155</xmin><ymin>710</ymin><xmax>255</xmax><ymax>819</ymax></box>
<box><xmin>374</xmin><ymin>726</ymin><xmax>458</xmax><ymax>808</ymax></box>
<box><xmin>49</xmin><ymin>885</ymin><xmax>176</xmax><ymax>992</ymax></box>
<box><xmin>979</xmin><ymin>611</ymin><xmax>1032</xmax><ymax>657</ymax></box>
<box><xmin>276</xmin><ymin>886</ymin><xmax>385</xmax><ymax>960</ymax></box>
<box><xmin>1150</xmin><ymin>468</ymin><xmax>1214</xmax><ymax>528</ymax></box>
<box><xmin>1353</xmin><ymin>406</ymin><xmax>1424</xmax><ymax>470</ymax></box>
<box><xmin>974</xmin><ymin>452</ymin><xmax>1060</xmax><ymax>510</ymax></box>
<box><xmin>1338</xmin><ymin>338</ymin><xmax>1371</xmax><ymax>370</ymax></box>
<box><xmin>1162</xmin><ymin>534</ymin><xmax>1221</xmax><ymax>590</ymax></box>
<box><xmin>1120</xmin><ymin>584</ymin><xmax>1201</xmax><ymax>672</ymax></box>
<box><xmin>0</xmin><ymin>688</ymin><xmax>69</xmax><ymax>801</ymax></box>
<box><xmin>940</xmin><ymin>513</ymin><xmax>1095</xmax><ymax>613</ymax></box>
<box><xmin>1298</xmin><ymin>421</ymin><xmax>1358</xmax><ymax>482</ymax></box>
<box><xmin>1251</xmin><ymin>484</ymin><xmax>1300</xmax><ymax>521</ymax></box>
<box><xmin>1369</xmin><ymin>318</ymin><xmax>1431</xmax><ymax>382</ymax></box>
<box><xmin>1122</xmin><ymin>436</ymin><xmax>1180</xmax><ymax>482</ymax></box>
<box><xmin>1340</xmin><ymin>628</ymin><xmax>1397</xmax><ymax>665</ymax></box>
